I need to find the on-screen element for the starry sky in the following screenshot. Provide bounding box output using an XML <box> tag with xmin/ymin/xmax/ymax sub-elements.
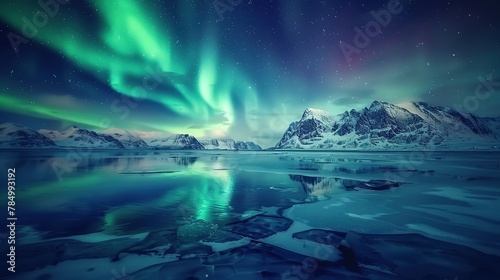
<box><xmin>1</xmin><ymin>0</ymin><xmax>499</xmax><ymax>147</ymax></box>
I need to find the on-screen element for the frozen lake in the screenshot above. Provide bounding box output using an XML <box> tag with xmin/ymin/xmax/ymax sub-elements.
<box><xmin>1</xmin><ymin>150</ymin><xmax>500</xmax><ymax>279</ymax></box>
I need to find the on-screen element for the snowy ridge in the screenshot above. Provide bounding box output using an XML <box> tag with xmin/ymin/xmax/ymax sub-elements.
<box><xmin>275</xmin><ymin>101</ymin><xmax>500</xmax><ymax>150</ymax></box>
<box><xmin>0</xmin><ymin>123</ymin><xmax>57</xmax><ymax>148</ymax></box>
<box><xmin>483</xmin><ymin>117</ymin><xmax>500</xmax><ymax>136</ymax></box>
<box><xmin>39</xmin><ymin>126</ymin><xmax>125</xmax><ymax>148</ymax></box>
<box><xmin>234</xmin><ymin>141</ymin><xmax>262</xmax><ymax>150</ymax></box>
<box><xmin>301</xmin><ymin>108</ymin><xmax>336</xmax><ymax>124</ymax></box>
<box><xmin>101</xmin><ymin>128</ymin><xmax>148</xmax><ymax>148</ymax></box>
<box><xmin>148</xmin><ymin>134</ymin><xmax>205</xmax><ymax>150</ymax></box>
<box><xmin>1</xmin><ymin>123</ymin><xmax>264</xmax><ymax>150</ymax></box>
<box><xmin>200</xmin><ymin>138</ymin><xmax>262</xmax><ymax>150</ymax></box>
<box><xmin>200</xmin><ymin>138</ymin><xmax>236</xmax><ymax>150</ymax></box>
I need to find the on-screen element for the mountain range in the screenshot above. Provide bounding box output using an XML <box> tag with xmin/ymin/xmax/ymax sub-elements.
<box><xmin>200</xmin><ymin>138</ymin><xmax>262</xmax><ymax>150</ymax></box>
<box><xmin>275</xmin><ymin>100</ymin><xmax>500</xmax><ymax>150</ymax></box>
<box><xmin>0</xmin><ymin>123</ymin><xmax>262</xmax><ymax>150</ymax></box>
<box><xmin>2</xmin><ymin>100</ymin><xmax>499</xmax><ymax>150</ymax></box>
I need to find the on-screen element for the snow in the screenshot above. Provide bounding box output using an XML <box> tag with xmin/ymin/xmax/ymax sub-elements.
<box><xmin>38</xmin><ymin>128</ymin><xmax>66</xmax><ymax>140</ymax></box>
<box><xmin>276</xmin><ymin>101</ymin><xmax>500</xmax><ymax>150</ymax></box>
<box><xmin>199</xmin><ymin>138</ymin><xmax>262</xmax><ymax>150</ymax></box>
<box><xmin>101</xmin><ymin>128</ymin><xmax>148</xmax><ymax>148</ymax></box>
<box><xmin>4</xmin><ymin>123</ymin><xmax>261</xmax><ymax>150</ymax></box>
<box><xmin>0</xmin><ymin>122</ymin><xmax>56</xmax><ymax>147</ymax></box>
<box><xmin>201</xmin><ymin>237</ymin><xmax>251</xmax><ymax>252</ymax></box>
<box><xmin>148</xmin><ymin>134</ymin><xmax>204</xmax><ymax>149</ymax></box>
<box><xmin>200</xmin><ymin>138</ymin><xmax>236</xmax><ymax>150</ymax></box>
<box><xmin>284</xmin><ymin>193</ymin><xmax>405</xmax><ymax>234</ymax></box>
<box><xmin>302</xmin><ymin>107</ymin><xmax>336</xmax><ymax>124</ymax></box>
<box><xmin>398</xmin><ymin>101</ymin><xmax>430</xmax><ymax>122</ymax></box>
<box><xmin>0</xmin><ymin>123</ymin><xmax>27</xmax><ymax>141</ymax></box>
<box><xmin>101</xmin><ymin>128</ymin><xmax>129</xmax><ymax>135</ymax></box>
<box><xmin>39</xmin><ymin>126</ymin><xmax>124</xmax><ymax>148</ymax></box>
<box><xmin>259</xmin><ymin>220</ymin><xmax>342</xmax><ymax>262</ymax></box>
<box><xmin>135</xmin><ymin>131</ymin><xmax>173</xmax><ymax>140</ymax></box>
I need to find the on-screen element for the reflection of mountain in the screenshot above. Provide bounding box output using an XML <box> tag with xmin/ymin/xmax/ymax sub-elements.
<box><xmin>290</xmin><ymin>175</ymin><xmax>400</xmax><ymax>197</ymax></box>
<box><xmin>169</xmin><ymin>156</ymin><xmax>198</xmax><ymax>166</ymax></box>
<box><xmin>279</xmin><ymin>155</ymin><xmax>369</xmax><ymax>164</ymax></box>
<box><xmin>289</xmin><ymin>175</ymin><xmax>341</xmax><ymax>197</ymax></box>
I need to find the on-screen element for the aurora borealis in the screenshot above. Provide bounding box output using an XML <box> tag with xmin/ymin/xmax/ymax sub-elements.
<box><xmin>1</xmin><ymin>0</ymin><xmax>499</xmax><ymax>147</ymax></box>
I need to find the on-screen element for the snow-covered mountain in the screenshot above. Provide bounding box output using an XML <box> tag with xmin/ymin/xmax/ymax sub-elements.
<box><xmin>0</xmin><ymin>123</ymin><xmax>57</xmax><ymax>148</ymax></box>
<box><xmin>200</xmin><ymin>138</ymin><xmax>262</xmax><ymax>150</ymax></box>
<box><xmin>1</xmin><ymin>123</ymin><xmax>263</xmax><ymax>150</ymax></box>
<box><xmin>101</xmin><ymin>128</ymin><xmax>148</xmax><ymax>148</ymax></box>
<box><xmin>148</xmin><ymin>134</ymin><xmax>205</xmax><ymax>150</ymax></box>
<box><xmin>275</xmin><ymin>101</ymin><xmax>500</xmax><ymax>150</ymax></box>
<box><xmin>39</xmin><ymin>126</ymin><xmax>125</xmax><ymax>149</ymax></box>
<box><xmin>200</xmin><ymin>138</ymin><xmax>237</xmax><ymax>150</ymax></box>
<box><xmin>234</xmin><ymin>141</ymin><xmax>262</xmax><ymax>150</ymax></box>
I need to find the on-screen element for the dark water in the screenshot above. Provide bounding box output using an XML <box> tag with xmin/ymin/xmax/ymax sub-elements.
<box><xmin>2</xmin><ymin>150</ymin><xmax>311</xmax><ymax>238</ymax></box>
<box><xmin>1</xmin><ymin>150</ymin><xmax>499</xmax><ymax>279</ymax></box>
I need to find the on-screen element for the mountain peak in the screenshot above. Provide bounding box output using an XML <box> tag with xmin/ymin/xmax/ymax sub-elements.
<box><xmin>148</xmin><ymin>133</ymin><xmax>204</xmax><ymax>149</ymax></box>
<box><xmin>301</xmin><ymin>108</ymin><xmax>333</xmax><ymax>121</ymax></box>
<box><xmin>64</xmin><ymin>125</ymin><xmax>81</xmax><ymax>134</ymax></box>
<box><xmin>102</xmin><ymin>128</ymin><xmax>127</xmax><ymax>134</ymax></box>
<box><xmin>172</xmin><ymin>133</ymin><xmax>191</xmax><ymax>138</ymax></box>
<box><xmin>303</xmin><ymin>107</ymin><xmax>328</xmax><ymax>114</ymax></box>
<box><xmin>412</xmin><ymin>101</ymin><xmax>430</xmax><ymax>108</ymax></box>
<box><xmin>369</xmin><ymin>100</ymin><xmax>391</xmax><ymax>109</ymax></box>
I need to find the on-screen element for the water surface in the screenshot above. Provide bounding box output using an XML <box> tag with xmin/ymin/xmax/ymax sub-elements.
<box><xmin>1</xmin><ymin>150</ymin><xmax>499</xmax><ymax>279</ymax></box>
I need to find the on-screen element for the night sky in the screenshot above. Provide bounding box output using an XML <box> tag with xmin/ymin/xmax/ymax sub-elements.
<box><xmin>1</xmin><ymin>0</ymin><xmax>499</xmax><ymax>147</ymax></box>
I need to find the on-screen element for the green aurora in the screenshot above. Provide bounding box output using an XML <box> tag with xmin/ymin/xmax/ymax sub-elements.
<box><xmin>1</xmin><ymin>0</ymin><xmax>499</xmax><ymax>146</ymax></box>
